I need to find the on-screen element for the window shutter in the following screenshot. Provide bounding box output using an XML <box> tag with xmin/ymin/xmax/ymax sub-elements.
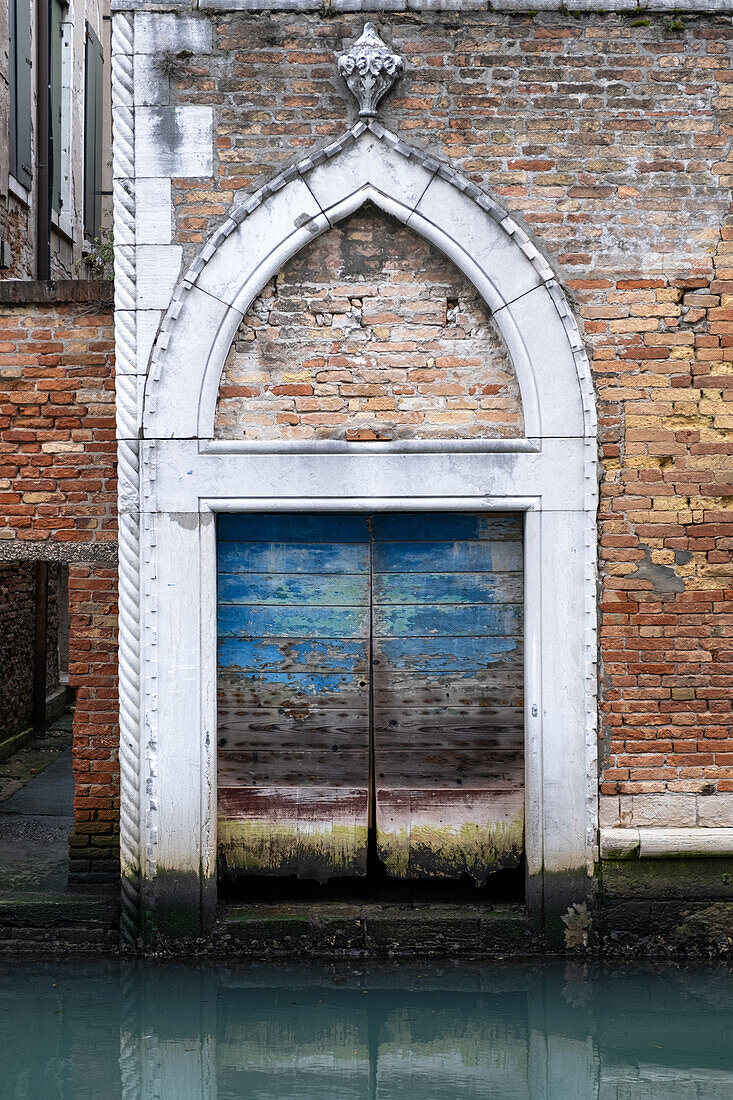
<box><xmin>9</xmin><ymin>0</ymin><xmax>33</xmax><ymax>190</ymax></box>
<box><xmin>83</xmin><ymin>22</ymin><xmax>104</xmax><ymax>239</ymax></box>
<box><xmin>50</xmin><ymin>0</ymin><xmax>64</xmax><ymax>213</ymax></box>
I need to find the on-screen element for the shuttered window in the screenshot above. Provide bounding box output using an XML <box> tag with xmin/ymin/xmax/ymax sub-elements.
<box><xmin>50</xmin><ymin>0</ymin><xmax>66</xmax><ymax>214</ymax></box>
<box><xmin>83</xmin><ymin>22</ymin><xmax>104</xmax><ymax>239</ymax></box>
<box><xmin>9</xmin><ymin>0</ymin><xmax>33</xmax><ymax>190</ymax></box>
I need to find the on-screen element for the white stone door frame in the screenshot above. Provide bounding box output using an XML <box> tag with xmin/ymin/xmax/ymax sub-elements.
<box><xmin>114</xmin><ymin>79</ymin><xmax>598</xmax><ymax>934</ymax></box>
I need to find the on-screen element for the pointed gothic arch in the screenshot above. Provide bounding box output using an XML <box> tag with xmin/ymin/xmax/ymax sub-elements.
<box><xmin>123</xmin><ymin>121</ymin><xmax>599</xmax><ymax>936</ymax></box>
<box><xmin>142</xmin><ymin>122</ymin><xmax>595</xmax><ymax>447</ymax></box>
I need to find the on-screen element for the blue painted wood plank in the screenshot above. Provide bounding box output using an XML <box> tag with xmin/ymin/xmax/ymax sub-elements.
<box><xmin>218</xmin><ymin>604</ymin><xmax>369</xmax><ymax>640</ymax></box>
<box><xmin>218</xmin><ymin>542</ymin><xmax>370</xmax><ymax>575</ymax></box>
<box><xmin>218</xmin><ymin>513</ymin><xmax>370</xmax><ymax>543</ymax></box>
<box><xmin>218</xmin><ymin>573</ymin><xmax>369</xmax><ymax>606</ymax></box>
<box><xmin>372</xmin><ymin>540</ymin><xmax>522</xmax><ymax>574</ymax></box>
<box><xmin>373</xmin><ymin>636</ymin><xmax>521</xmax><ymax>672</ymax></box>
<box><xmin>218</xmin><ymin>638</ymin><xmax>369</xmax><ymax>674</ymax></box>
<box><xmin>372</xmin><ymin>571</ymin><xmax>522</xmax><ymax>605</ymax></box>
<box><xmin>373</xmin><ymin>604</ymin><xmax>522</xmax><ymax>638</ymax></box>
<box><xmin>372</xmin><ymin>513</ymin><xmax>522</xmax><ymax>542</ymax></box>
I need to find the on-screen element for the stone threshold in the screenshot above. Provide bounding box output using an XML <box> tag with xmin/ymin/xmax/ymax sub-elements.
<box><xmin>217</xmin><ymin>902</ymin><xmax>534</xmax><ymax>957</ymax></box>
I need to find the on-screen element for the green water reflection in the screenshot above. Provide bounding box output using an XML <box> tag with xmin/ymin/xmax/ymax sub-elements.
<box><xmin>1</xmin><ymin>960</ymin><xmax>733</xmax><ymax>1098</ymax></box>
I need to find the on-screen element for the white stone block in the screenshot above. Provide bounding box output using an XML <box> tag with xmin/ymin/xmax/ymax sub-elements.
<box><xmin>194</xmin><ymin>177</ymin><xmax>328</xmax><ymax>309</ymax></box>
<box><xmin>499</xmin><ymin>286</ymin><xmax>585</xmax><ymax>439</ymax></box>
<box><xmin>141</xmin><ymin>285</ymin><xmax>231</xmax><ymax>439</ymax></box>
<box><xmin>134</xmin><ymin>53</ymin><xmax>168</xmax><ymax>107</ymax></box>
<box><xmin>599</xmin><ymin>828</ymin><xmax>640</xmax><ymax>859</ymax></box>
<box><xmin>304</xmin><ymin>129</ymin><xmax>434</xmax><ymax>225</ymax></box>
<box><xmin>414</xmin><ymin>174</ymin><xmax>542</xmax><ymax>306</ymax></box>
<box><xmin>134</xmin><ymin>13</ymin><xmax>212</xmax><ymax>55</ymax></box>
<box><xmin>639</xmin><ymin>828</ymin><xmax>733</xmax><ymax>859</ymax></box>
<box><xmin>697</xmin><ymin>795</ymin><xmax>733</xmax><ymax>828</ymax></box>
<box><xmin>136</xmin><ymin>244</ymin><xmax>183</xmax><ymax>311</ymax></box>
<box><xmin>135</xmin><ymin>107</ymin><xmax>213</xmax><ymax>179</ymax></box>
<box><xmin>598</xmin><ymin>796</ymin><xmax>621</xmax><ymax>828</ymax></box>
<box><xmin>136</xmin><ymin>309</ymin><xmax>163</xmax><ymax>374</ymax></box>
<box><xmin>136</xmin><ymin>177</ymin><xmax>173</xmax><ymax>245</ymax></box>
<box><xmin>629</xmin><ymin>794</ymin><xmax>696</xmax><ymax>828</ymax></box>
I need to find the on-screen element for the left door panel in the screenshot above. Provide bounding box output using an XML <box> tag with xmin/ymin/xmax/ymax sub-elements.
<box><xmin>217</xmin><ymin>514</ymin><xmax>371</xmax><ymax>881</ymax></box>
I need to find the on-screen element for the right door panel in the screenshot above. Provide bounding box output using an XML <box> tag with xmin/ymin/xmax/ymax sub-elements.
<box><xmin>371</xmin><ymin>513</ymin><xmax>524</xmax><ymax>881</ymax></box>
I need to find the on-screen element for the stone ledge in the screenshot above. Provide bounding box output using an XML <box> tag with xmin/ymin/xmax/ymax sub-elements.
<box><xmin>112</xmin><ymin>0</ymin><xmax>733</xmax><ymax>11</ymax></box>
<box><xmin>0</xmin><ymin>280</ymin><xmax>113</xmax><ymax>306</ymax></box>
<box><xmin>0</xmin><ymin>895</ymin><xmax>119</xmax><ymax>927</ymax></box>
<box><xmin>221</xmin><ymin>902</ymin><xmax>533</xmax><ymax>957</ymax></box>
<box><xmin>0</xmin><ymin>541</ymin><xmax>118</xmax><ymax>565</ymax></box>
<box><xmin>600</xmin><ymin>827</ymin><xmax>733</xmax><ymax>861</ymax></box>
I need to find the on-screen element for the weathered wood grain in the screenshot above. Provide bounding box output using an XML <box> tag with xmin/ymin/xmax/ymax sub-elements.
<box><xmin>374</xmin><ymin>705</ymin><xmax>523</xmax><ymax>731</ymax></box>
<box><xmin>219</xmin><ymin>513</ymin><xmax>371</xmax><ymax>543</ymax></box>
<box><xmin>219</xmin><ymin>572</ymin><xmax>369</xmax><ymax>606</ymax></box>
<box><xmin>373</xmin><ymin>603</ymin><xmax>522</xmax><ymax>638</ymax></box>
<box><xmin>372</xmin><ymin>670</ymin><xmax>523</xmax><ymax>708</ymax></box>
<box><xmin>374</xmin><ymin>751</ymin><xmax>524</xmax><ymax>789</ymax></box>
<box><xmin>373</xmin><ymin>540</ymin><xmax>522</xmax><ymax>574</ymax></box>
<box><xmin>218</xmin><ymin>787</ymin><xmax>368</xmax><ymax>880</ymax></box>
<box><xmin>218</xmin><ymin>541</ymin><xmax>370</xmax><ymax>575</ymax></box>
<box><xmin>218</xmin><ymin>670</ymin><xmax>369</xmax><ymax>710</ymax></box>
<box><xmin>218</xmin><ymin>603</ymin><xmax>370</xmax><ymax>639</ymax></box>
<box><xmin>217</xmin><ymin>707</ymin><xmax>369</xmax><ymax>748</ymax></box>
<box><xmin>218</xmin><ymin>638</ymin><xmax>369</xmax><ymax>674</ymax></box>
<box><xmin>371</xmin><ymin>513</ymin><xmax>522</xmax><ymax>542</ymax></box>
<box><xmin>371</xmin><ymin>515</ymin><xmax>524</xmax><ymax>879</ymax></box>
<box><xmin>217</xmin><ymin>512</ymin><xmax>525</xmax><ymax>883</ymax></box>
<box><xmin>218</xmin><ymin>750</ymin><xmax>368</xmax><ymax>788</ymax></box>
<box><xmin>372</xmin><ymin>636</ymin><xmax>522</xmax><ymax>672</ymax></box>
<box><xmin>376</xmin><ymin>788</ymin><xmax>524</xmax><ymax>881</ymax></box>
<box><xmin>373</xmin><ymin>570</ymin><xmax>522</xmax><ymax>605</ymax></box>
<box><xmin>217</xmin><ymin>516</ymin><xmax>372</xmax><ymax>879</ymax></box>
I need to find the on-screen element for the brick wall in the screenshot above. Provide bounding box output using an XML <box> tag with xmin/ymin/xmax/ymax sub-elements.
<box><xmin>0</xmin><ymin>560</ymin><xmax>61</xmax><ymax>740</ymax></box>
<box><xmin>215</xmin><ymin>207</ymin><xmax>522</xmax><ymax>441</ymax></box>
<box><xmin>598</xmin><ymin>210</ymin><xmax>733</xmax><ymax>823</ymax></box>
<box><xmin>0</xmin><ymin>294</ymin><xmax>116</xmax><ymax>543</ymax></box>
<box><xmin>0</xmin><ymin>285</ymin><xmax>118</xmax><ymax>875</ymax></box>
<box><xmin>67</xmin><ymin>563</ymin><xmax>119</xmax><ymax>883</ymax></box>
<box><xmin>180</xmin><ymin>12</ymin><xmax>733</xmax><ymax>807</ymax></box>
<box><xmin>0</xmin><ymin>197</ymin><xmax>34</xmax><ymax>280</ymax></box>
<box><xmin>0</xmin><ymin>561</ymin><xmax>35</xmax><ymax>737</ymax></box>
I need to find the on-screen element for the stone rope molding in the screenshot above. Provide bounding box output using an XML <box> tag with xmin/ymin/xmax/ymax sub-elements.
<box><xmin>112</xmin><ymin>11</ymin><xmax>142</xmax><ymax>945</ymax></box>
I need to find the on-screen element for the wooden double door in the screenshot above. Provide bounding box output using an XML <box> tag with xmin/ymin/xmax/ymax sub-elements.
<box><xmin>217</xmin><ymin>513</ymin><xmax>524</xmax><ymax>883</ymax></box>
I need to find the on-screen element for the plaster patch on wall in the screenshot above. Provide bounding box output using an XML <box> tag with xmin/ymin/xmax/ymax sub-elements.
<box><xmin>632</xmin><ymin>544</ymin><xmax>685</xmax><ymax>595</ymax></box>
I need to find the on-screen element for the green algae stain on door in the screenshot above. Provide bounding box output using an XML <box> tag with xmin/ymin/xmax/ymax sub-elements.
<box><xmin>216</xmin><ymin>514</ymin><xmax>371</xmax><ymax>881</ymax></box>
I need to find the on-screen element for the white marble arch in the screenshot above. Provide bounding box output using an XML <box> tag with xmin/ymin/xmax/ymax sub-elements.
<box><xmin>131</xmin><ymin>120</ymin><xmax>598</xmax><ymax>934</ymax></box>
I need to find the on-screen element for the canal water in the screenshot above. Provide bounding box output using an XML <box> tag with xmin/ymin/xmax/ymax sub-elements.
<box><xmin>1</xmin><ymin>959</ymin><xmax>732</xmax><ymax>1098</ymax></box>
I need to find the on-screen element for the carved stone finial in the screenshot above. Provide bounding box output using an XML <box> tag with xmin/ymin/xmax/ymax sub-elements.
<box><xmin>337</xmin><ymin>23</ymin><xmax>405</xmax><ymax>119</ymax></box>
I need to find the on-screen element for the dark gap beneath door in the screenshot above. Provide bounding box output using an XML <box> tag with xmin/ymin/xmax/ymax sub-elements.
<box><xmin>219</xmin><ymin>862</ymin><xmax>525</xmax><ymax>903</ymax></box>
